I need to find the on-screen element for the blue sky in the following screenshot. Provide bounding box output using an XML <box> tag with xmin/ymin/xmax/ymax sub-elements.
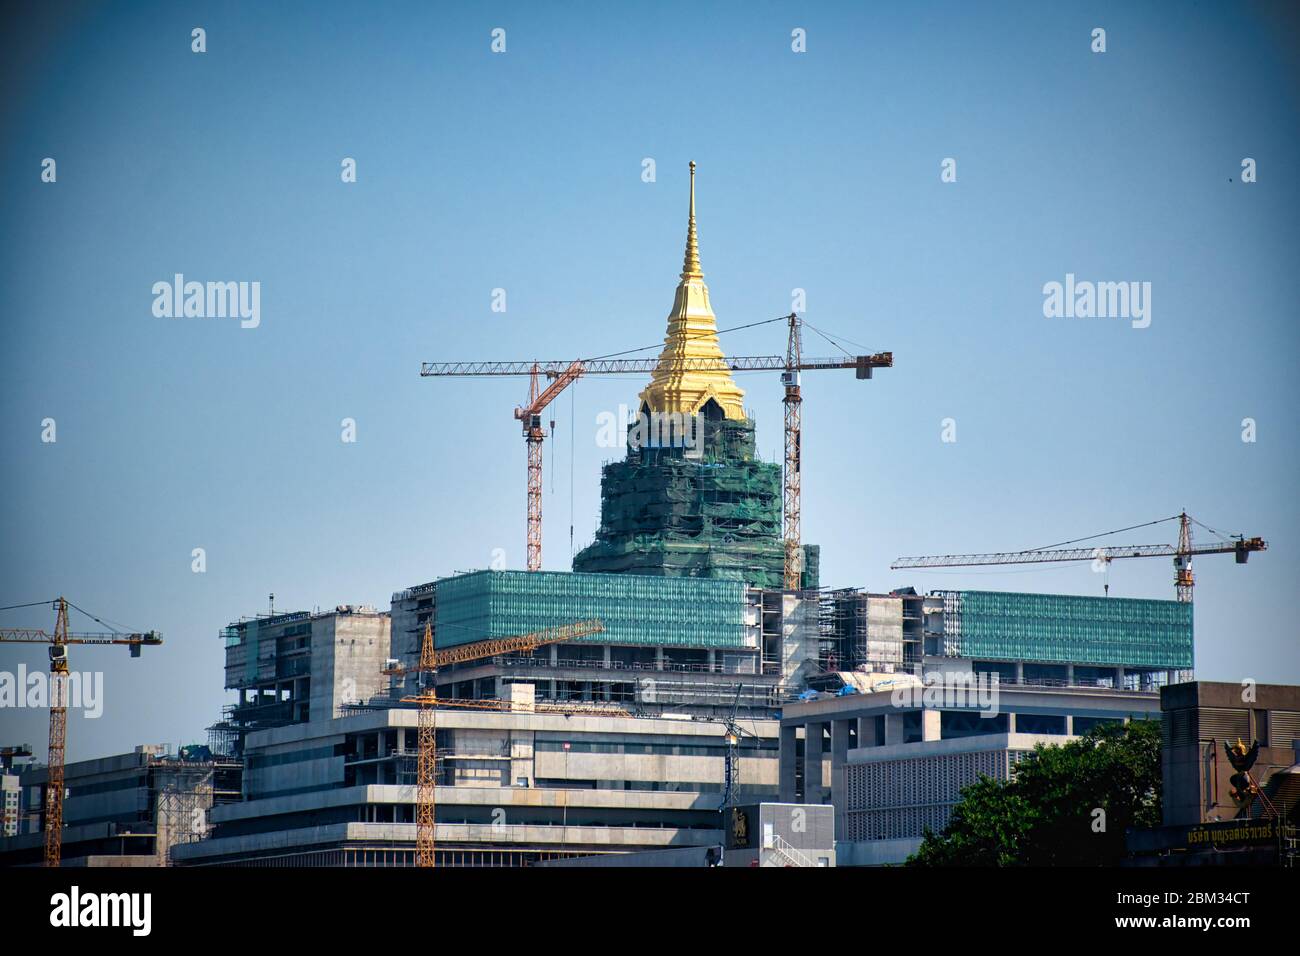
<box><xmin>2</xmin><ymin>1</ymin><xmax>1297</xmax><ymax>760</ymax></box>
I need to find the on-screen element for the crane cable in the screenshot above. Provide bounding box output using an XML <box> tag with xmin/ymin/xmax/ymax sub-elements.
<box><xmin>582</xmin><ymin>314</ymin><xmax>790</xmax><ymax>363</ymax></box>
<box><xmin>65</xmin><ymin>600</ymin><xmax>131</xmax><ymax>635</ymax></box>
<box><xmin>0</xmin><ymin>599</ymin><xmax>136</xmax><ymax>635</ymax></box>
<box><xmin>1030</xmin><ymin>513</ymin><xmax>1243</xmax><ymax>553</ymax></box>
<box><xmin>1029</xmin><ymin>515</ymin><xmax>1183</xmax><ymax>552</ymax></box>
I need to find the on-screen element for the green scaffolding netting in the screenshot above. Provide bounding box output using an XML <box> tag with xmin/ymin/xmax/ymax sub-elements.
<box><xmin>573</xmin><ymin>415</ymin><xmax>818</xmax><ymax>589</ymax></box>
<box><xmin>434</xmin><ymin>570</ymin><xmax>749</xmax><ymax>649</ymax></box>
<box><xmin>938</xmin><ymin>590</ymin><xmax>1194</xmax><ymax>668</ymax></box>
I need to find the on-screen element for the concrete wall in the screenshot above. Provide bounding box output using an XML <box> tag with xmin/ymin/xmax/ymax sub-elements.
<box><xmin>535</xmin><ymin>845</ymin><xmax>717</xmax><ymax>867</ymax></box>
<box><xmin>724</xmin><ymin>802</ymin><xmax>835</xmax><ymax>867</ymax></box>
<box><xmin>865</xmin><ymin>596</ymin><xmax>904</xmax><ymax>668</ymax></box>
<box><xmin>781</xmin><ymin>593</ymin><xmax>819</xmax><ymax>689</ymax></box>
<box><xmin>309</xmin><ymin>611</ymin><xmax>390</xmax><ymax>722</ymax></box>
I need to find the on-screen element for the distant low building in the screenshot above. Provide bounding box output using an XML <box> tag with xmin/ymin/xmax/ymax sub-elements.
<box><xmin>0</xmin><ymin>744</ymin><xmax>242</xmax><ymax>867</ymax></box>
<box><xmin>1</xmin><ymin>774</ymin><xmax>22</xmax><ymax>838</ymax></box>
<box><xmin>781</xmin><ymin>682</ymin><xmax>1163</xmax><ymax>865</ymax></box>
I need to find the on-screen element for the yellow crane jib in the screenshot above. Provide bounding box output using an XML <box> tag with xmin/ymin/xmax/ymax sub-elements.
<box><xmin>383</xmin><ymin>619</ymin><xmax>604</xmax><ymax>676</ymax></box>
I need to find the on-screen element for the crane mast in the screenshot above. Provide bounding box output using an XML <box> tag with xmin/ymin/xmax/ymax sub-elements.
<box><xmin>44</xmin><ymin>598</ymin><xmax>69</xmax><ymax>868</ymax></box>
<box><xmin>392</xmin><ymin>618</ymin><xmax>605</xmax><ymax>867</ymax></box>
<box><xmin>783</xmin><ymin>314</ymin><xmax>803</xmax><ymax>589</ymax></box>
<box><xmin>1175</xmin><ymin>512</ymin><xmax>1194</xmax><ymax>603</ymax></box>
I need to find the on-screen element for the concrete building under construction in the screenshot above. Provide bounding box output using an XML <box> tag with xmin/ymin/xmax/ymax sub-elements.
<box><xmin>210</xmin><ymin>604</ymin><xmax>391</xmax><ymax>756</ymax></box>
<box><xmin>172</xmin><ymin>704</ymin><xmax>780</xmax><ymax>867</ymax></box>
<box><xmin>391</xmin><ymin>570</ymin><xmax>819</xmax><ymax>717</ymax></box>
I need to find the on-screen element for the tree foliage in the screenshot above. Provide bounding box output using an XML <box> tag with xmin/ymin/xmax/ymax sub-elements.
<box><xmin>907</xmin><ymin>719</ymin><xmax>1161</xmax><ymax>866</ymax></box>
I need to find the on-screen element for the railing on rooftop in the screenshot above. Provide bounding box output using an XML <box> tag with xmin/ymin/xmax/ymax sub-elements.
<box><xmin>485</xmin><ymin>656</ymin><xmax>737</xmax><ymax>675</ymax></box>
<box><xmin>391</xmin><ymin>582</ymin><xmax>438</xmax><ymax>602</ymax></box>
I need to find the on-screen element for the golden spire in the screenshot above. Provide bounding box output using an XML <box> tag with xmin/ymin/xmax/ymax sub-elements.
<box><xmin>639</xmin><ymin>162</ymin><xmax>747</xmax><ymax>422</ymax></box>
<box><xmin>682</xmin><ymin>161</ymin><xmax>702</xmax><ymax>279</ymax></box>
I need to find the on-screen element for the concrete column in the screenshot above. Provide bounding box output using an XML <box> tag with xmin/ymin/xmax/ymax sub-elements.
<box><xmin>884</xmin><ymin>713</ymin><xmax>905</xmax><ymax>746</ymax></box>
<box><xmin>1014</xmin><ymin>662</ymin><xmax>1024</xmax><ymax>685</ymax></box>
<box><xmin>856</xmin><ymin>716</ymin><xmax>875</xmax><ymax>747</ymax></box>
<box><xmin>656</xmin><ymin>648</ymin><xmax>664</xmax><ymax>671</ymax></box>
<box><xmin>829</xmin><ymin>719</ymin><xmax>852</xmax><ymax>838</ymax></box>
<box><xmin>1064</xmin><ymin>714</ymin><xmax>1074</xmax><ymax>735</ymax></box>
<box><xmin>778</xmin><ymin>725</ymin><xmax>798</xmax><ymax>803</ymax></box>
<box><xmin>922</xmin><ymin>709</ymin><xmax>941</xmax><ymax>742</ymax></box>
<box><xmin>830</xmin><ymin>719</ymin><xmax>852</xmax><ymax>771</ymax></box>
<box><xmin>1007</xmin><ymin>711</ymin><xmax>1017</xmax><ymax>733</ymax></box>
<box><xmin>707</xmin><ymin>650</ymin><xmax>716</xmax><ymax>673</ymax></box>
<box><xmin>1115</xmin><ymin>666</ymin><xmax>1126</xmax><ymax>688</ymax></box>
<box><xmin>603</xmin><ymin>646</ymin><xmax>611</xmax><ymax>667</ymax></box>
<box><xmin>550</xmin><ymin>645</ymin><xmax>558</xmax><ymax>665</ymax></box>
<box><xmin>1066</xmin><ymin>663</ymin><xmax>1075</xmax><ymax>686</ymax></box>
<box><xmin>804</xmin><ymin>722</ymin><xmax>826</xmax><ymax>803</ymax></box>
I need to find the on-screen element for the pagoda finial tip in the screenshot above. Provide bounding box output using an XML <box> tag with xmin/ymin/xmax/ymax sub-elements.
<box><xmin>682</xmin><ymin>162</ymin><xmax>702</xmax><ymax>279</ymax></box>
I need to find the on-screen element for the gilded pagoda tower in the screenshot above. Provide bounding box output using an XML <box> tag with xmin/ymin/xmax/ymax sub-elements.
<box><xmin>573</xmin><ymin>163</ymin><xmax>819</xmax><ymax>588</ymax></box>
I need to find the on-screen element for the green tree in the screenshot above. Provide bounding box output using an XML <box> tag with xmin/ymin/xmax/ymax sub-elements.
<box><xmin>907</xmin><ymin>720</ymin><xmax>1162</xmax><ymax>867</ymax></box>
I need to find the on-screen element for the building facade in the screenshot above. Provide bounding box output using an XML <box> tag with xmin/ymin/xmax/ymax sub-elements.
<box><xmin>173</xmin><ymin>702</ymin><xmax>779</xmax><ymax>867</ymax></box>
<box><xmin>212</xmin><ymin>604</ymin><xmax>391</xmax><ymax>755</ymax></box>
<box><xmin>780</xmin><ymin>682</ymin><xmax>1163</xmax><ymax>865</ymax></box>
<box><xmin>386</xmin><ymin>570</ymin><xmax>822</xmax><ymax>719</ymax></box>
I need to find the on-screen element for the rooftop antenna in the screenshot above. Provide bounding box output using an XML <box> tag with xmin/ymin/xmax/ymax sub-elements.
<box><xmin>269</xmin><ymin>593</ymin><xmax>275</xmax><ymax>615</ymax></box>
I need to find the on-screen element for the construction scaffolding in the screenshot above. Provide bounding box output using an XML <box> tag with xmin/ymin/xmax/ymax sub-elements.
<box><xmin>435</xmin><ymin>569</ymin><xmax>750</xmax><ymax>650</ymax></box>
<box><xmin>935</xmin><ymin>589</ymin><xmax>1194</xmax><ymax>668</ymax></box>
<box><xmin>152</xmin><ymin>759</ymin><xmax>236</xmax><ymax>865</ymax></box>
<box><xmin>573</xmin><ymin>415</ymin><xmax>818</xmax><ymax>589</ymax></box>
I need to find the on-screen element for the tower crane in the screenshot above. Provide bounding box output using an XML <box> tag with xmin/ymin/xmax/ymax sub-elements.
<box><xmin>421</xmin><ymin>337</ymin><xmax>891</xmax><ymax>582</ymax></box>
<box><xmin>891</xmin><ymin>512</ymin><xmax>1266</xmax><ymax>602</ymax></box>
<box><xmin>383</xmin><ymin>618</ymin><xmax>606</xmax><ymax>867</ymax></box>
<box><xmin>718</xmin><ymin>683</ymin><xmax>761</xmax><ymax>816</ymax></box>
<box><xmin>0</xmin><ymin>596</ymin><xmax>162</xmax><ymax>866</ymax></box>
